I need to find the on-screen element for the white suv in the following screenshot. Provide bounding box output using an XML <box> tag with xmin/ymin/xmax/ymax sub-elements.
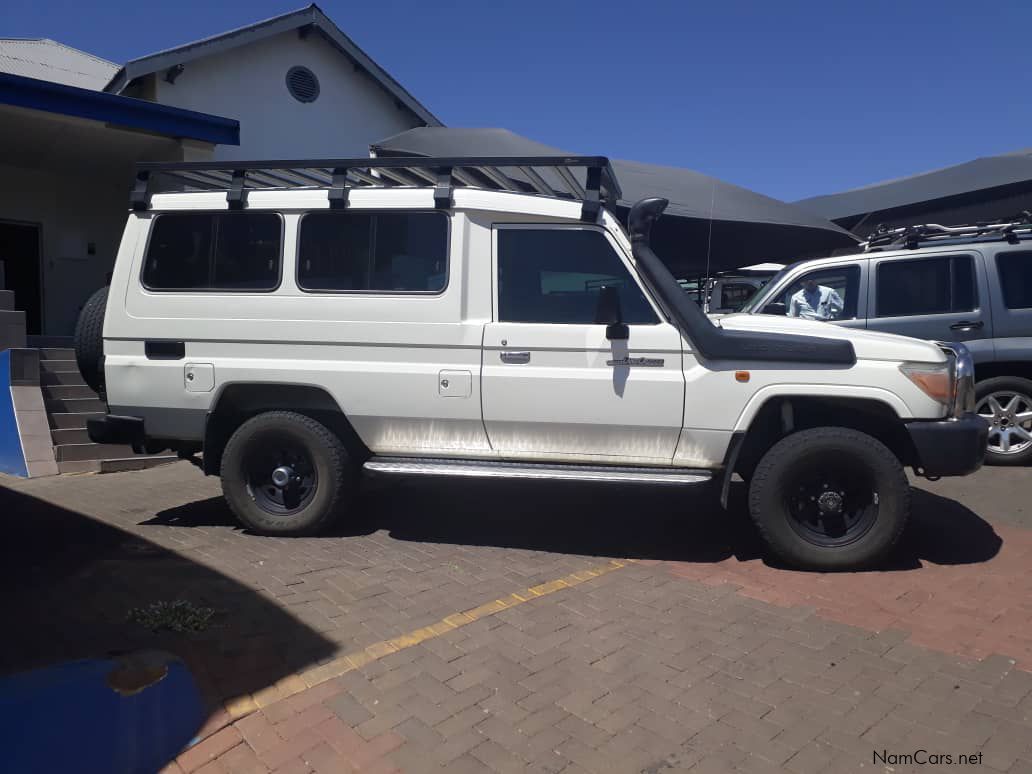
<box><xmin>79</xmin><ymin>156</ymin><xmax>986</xmax><ymax>570</ymax></box>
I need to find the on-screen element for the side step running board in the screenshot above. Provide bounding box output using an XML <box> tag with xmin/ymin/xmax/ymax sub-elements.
<box><xmin>363</xmin><ymin>457</ymin><xmax>711</xmax><ymax>485</ymax></box>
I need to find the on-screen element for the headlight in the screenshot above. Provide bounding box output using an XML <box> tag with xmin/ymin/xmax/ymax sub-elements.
<box><xmin>900</xmin><ymin>361</ymin><xmax>955</xmax><ymax>407</ymax></box>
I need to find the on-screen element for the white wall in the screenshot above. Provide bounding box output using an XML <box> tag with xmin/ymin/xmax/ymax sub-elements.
<box><xmin>0</xmin><ymin>164</ymin><xmax>131</xmax><ymax>335</ymax></box>
<box><xmin>152</xmin><ymin>30</ymin><xmax>424</xmax><ymax>161</ymax></box>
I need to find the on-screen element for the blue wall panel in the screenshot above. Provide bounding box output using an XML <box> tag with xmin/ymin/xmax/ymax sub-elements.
<box><xmin>0</xmin><ymin>351</ymin><xmax>28</xmax><ymax>477</ymax></box>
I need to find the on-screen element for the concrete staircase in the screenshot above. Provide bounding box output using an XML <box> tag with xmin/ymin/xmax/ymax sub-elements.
<box><xmin>34</xmin><ymin>339</ymin><xmax>177</xmax><ymax>474</ymax></box>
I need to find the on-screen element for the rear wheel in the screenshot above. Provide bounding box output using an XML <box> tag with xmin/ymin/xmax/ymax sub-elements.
<box><xmin>748</xmin><ymin>427</ymin><xmax>909</xmax><ymax>570</ymax></box>
<box><xmin>220</xmin><ymin>411</ymin><xmax>353</xmax><ymax>535</ymax></box>
<box><xmin>976</xmin><ymin>377</ymin><xmax>1032</xmax><ymax>466</ymax></box>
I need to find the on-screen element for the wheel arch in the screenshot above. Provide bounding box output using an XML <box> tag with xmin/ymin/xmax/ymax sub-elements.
<box><xmin>975</xmin><ymin>361</ymin><xmax>1032</xmax><ymax>382</ymax></box>
<box><xmin>733</xmin><ymin>385</ymin><xmax>912</xmax><ymax>432</ymax></box>
<box><xmin>724</xmin><ymin>392</ymin><xmax>917</xmax><ymax>506</ymax></box>
<box><xmin>203</xmin><ymin>382</ymin><xmax>368</xmax><ymax>475</ymax></box>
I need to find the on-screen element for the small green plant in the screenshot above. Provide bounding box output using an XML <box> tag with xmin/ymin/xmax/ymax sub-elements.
<box><xmin>127</xmin><ymin>600</ymin><xmax>216</xmax><ymax>633</ymax></box>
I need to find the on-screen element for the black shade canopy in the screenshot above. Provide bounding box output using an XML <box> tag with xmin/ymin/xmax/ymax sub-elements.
<box><xmin>796</xmin><ymin>148</ymin><xmax>1032</xmax><ymax>235</ymax></box>
<box><xmin>372</xmin><ymin>128</ymin><xmax>859</xmax><ymax>277</ymax></box>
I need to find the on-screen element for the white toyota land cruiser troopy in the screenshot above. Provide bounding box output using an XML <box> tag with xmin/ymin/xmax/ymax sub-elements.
<box><xmin>77</xmin><ymin>156</ymin><xmax>987</xmax><ymax>570</ymax></box>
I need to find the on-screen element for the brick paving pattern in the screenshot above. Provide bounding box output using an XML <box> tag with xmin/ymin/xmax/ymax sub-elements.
<box><xmin>3</xmin><ymin>462</ymin><xmax>1032</xmax><ymax>772</ymax></box>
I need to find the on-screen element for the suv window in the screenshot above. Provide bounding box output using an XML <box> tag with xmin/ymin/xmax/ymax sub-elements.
<box><xmin>498</xmin><ymin>229</ymin><xmax>657</xmax><ymax>325</ymax></box>
<box><xmin>996</xmin><ymin>251</ymin><xmax>1032</xmax><ymax>309</ymax></box>
<box><xmin>766</xmin><ymin>265</ymin><xmax>860</xmax><ymax>320</ymax></box>
<box><xmin>143</xmin><ymin>213</ymin><xmax>281</xmax><ymax>291</ymax></box>
<box><xmin>298</xmin><ymin>211</ymin><xmax>447</xmax><ymax>293</ymax></box>
<box><xmin>876</xmin><ymin>254</ymin><xmax>974</xmax><ymax>317</ymax></box>
<box><xmin>719</xmin><ymin>282</ymin><xmax>759</xmax><ymax>310</ymax></box>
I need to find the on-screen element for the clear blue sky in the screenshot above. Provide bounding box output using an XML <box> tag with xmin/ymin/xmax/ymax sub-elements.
<box><xmin>7</xmin><ymin>0</ymin><xmax>1031</xmax><ymax>201</ymax></box>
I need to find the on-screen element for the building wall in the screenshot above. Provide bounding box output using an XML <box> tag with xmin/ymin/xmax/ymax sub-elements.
<box><xmin>0</xmin><ymin>164</ymin><xmax>127</xmax><ymax>335</ymax></box>
<box><xmin>151</xmin><ymin>30</ymin><xmax>424</xmax><ymax>160</ymax></box>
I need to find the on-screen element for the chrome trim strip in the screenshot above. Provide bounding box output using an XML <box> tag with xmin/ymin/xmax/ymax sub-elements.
<box><xmin>935</xmin><ymin>341</ymin><xmax>976</xmax><ymax>418</ymax></box>
<box><xmin>363</xmin><ymin>458</ymin><xmax>711</xmax><ymax>485</ymax></box>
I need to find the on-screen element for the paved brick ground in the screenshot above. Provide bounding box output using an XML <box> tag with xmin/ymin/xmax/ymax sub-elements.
<box><xmin>3</xmin><ymin>462</ymin><xmax>1032</xmax><ymax>773</ymax></box>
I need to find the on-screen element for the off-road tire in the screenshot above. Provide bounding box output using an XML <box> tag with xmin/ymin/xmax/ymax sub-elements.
<box><xmin>976</xmin><ymin>376</ymin><xmax>1032</xmax><ymax>466</ymax></box>
<box><xmin>748</xmin><ymin>427</ymin><xmax>910</xmax><ymax>570</ymax></box>
<box><xmin>220</xmin><ymin>411</ymin><xmax>353</xmax><ymax>535</ymax></box>
<box><xmin>73</xmin><ymin>286</ymin><xmax>108</xmax><ymax>398</ymax></box>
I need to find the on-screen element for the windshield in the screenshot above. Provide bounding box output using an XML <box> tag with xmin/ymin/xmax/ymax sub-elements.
<box><xmin>739</xmin><ymin>263</ymin><xmax>799</xmax><ymax>312</ymax></box>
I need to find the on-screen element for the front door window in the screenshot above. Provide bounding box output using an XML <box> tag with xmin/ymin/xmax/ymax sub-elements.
<box><xmin>497</xmin><ymin>228</ymin><xmax>657</xmax><ymax>325</ymax></box>
<box><xmin>765</xmin><ymin>265</ymin><xmax>861</xmax><ymax>321</ymax></box>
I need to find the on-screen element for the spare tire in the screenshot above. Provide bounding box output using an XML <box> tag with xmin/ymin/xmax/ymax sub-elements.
<box><xmin>74</xmin><ymin>286</ymin><xmax>108</xmax><ymax>398</ymax></box>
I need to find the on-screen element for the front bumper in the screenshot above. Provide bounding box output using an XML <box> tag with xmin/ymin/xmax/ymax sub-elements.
<box><xmin>906</xmin><ymin>412</ymin><xmax>988</xmax><ymax>477</ymax></box>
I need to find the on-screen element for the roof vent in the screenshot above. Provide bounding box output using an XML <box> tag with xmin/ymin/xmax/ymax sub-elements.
<box><xmin>286</xmin><ymin>66</ymin><xmax>319</xmax><ymax>103</ymax></box>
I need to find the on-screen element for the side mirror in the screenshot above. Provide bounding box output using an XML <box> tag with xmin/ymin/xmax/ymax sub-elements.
<box><xmin>595</xmin><ymin>285</ymin><xmax>629</xmax><ymax>341</ymax></box>
<box><xmin>762</xmin><ymin>301</ymin><xmax>787</xmax><ymax>316</ymax></box>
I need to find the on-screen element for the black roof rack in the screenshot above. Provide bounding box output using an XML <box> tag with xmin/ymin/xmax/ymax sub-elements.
<box><xmin>862</xmin><ymin>212</ymin><xmax>1032</xmax><ymax>252</ymax></box>
<box><xmin>131</xmin><ymin>156</ymin><xmax>622</xmax><ymax>222</ymax></box>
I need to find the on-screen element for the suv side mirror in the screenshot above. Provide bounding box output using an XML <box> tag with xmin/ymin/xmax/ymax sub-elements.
<box><xmin>595</xmin><ymin>286</ymin><xmax>629</xmax><ymax>341</ymax></box>
<box><xmin>762</xmin><ymin>301</ymin><xmax>787</xmax><ymax>316</ymax></box>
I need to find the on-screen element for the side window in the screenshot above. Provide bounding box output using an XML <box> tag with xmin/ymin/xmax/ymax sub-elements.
<box><xmin>719</xmin><ymin>282</ymin><xmax>759</xmax><ymax>311</ymax></box>
<box><xmin>996</xmin><ymin>251</ymin><xmax>1032</xmax><ymax>309</ymax></box>
<box><xmin>876</xmin><ymin>255</ymin><xmax>975</xmax><ymax>317</ymax></box>
<box><xmin>142</xmin><ymin>212</ymin><xmax>280</xmax><ymax>291</ymax></box>
<box><xmin>497</xmin><ymin>229</ymin><xmax>658</xmax><ymax>325</ymax></box>
<box><xmin>298</xmin><ymin>211</ymin><xmax>447</xmax><ymax>292</ymax></box>
<box><xmin>776</xmin><ymin>265</ymin><xmax>860</xmax><ymax>320</ymax></box>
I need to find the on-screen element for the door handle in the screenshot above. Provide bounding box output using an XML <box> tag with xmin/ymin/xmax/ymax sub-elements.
<box><xmin>949</xmin><ymin>320</ymin><xmax>984</xmax><ymax>332</ymax></box>
<box><xmin>499</xmin><ymin>351</ymin><xmax>531</xmax><ymax>364</ymax></box>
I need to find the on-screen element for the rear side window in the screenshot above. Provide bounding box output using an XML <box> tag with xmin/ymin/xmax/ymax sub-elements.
<box><xmin>497</xmin><ymin>228</ymin><xmax>658</xmax><ymax>325</ymax></box>
<box><xmin>876</xmin><ymin>255</ymin><xmax>975</xmax><ymax>317</ymax></box>
<box><xmin>142</xmin><ymin>213</ymin><xmax>281</xmax><ymax>291</ymax></box>
<box><xmin>996</xmin><ymin>251</ymin><xmax>1032</xmax><ymax>309</ymax></box>
<box><xmin>298</xmin><ymin>211</ymin><xmax>448</xmax><ymax>293</ymax></box>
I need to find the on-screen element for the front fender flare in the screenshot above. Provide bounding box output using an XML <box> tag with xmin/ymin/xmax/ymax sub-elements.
<box><xmin>731</xmin><ymin>384</ymin><xmax>911</xmax><ymax>433</ymax></box>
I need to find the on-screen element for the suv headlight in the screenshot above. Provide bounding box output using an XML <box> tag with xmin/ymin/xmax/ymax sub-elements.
<box><xmin>900</xmin><ymin>361</ymin><xmax>955</xmax><ymax>407</ymax></box>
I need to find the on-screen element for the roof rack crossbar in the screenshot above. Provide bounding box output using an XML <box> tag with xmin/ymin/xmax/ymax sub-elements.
<box><xmin>177</xmin><ymin>169</ymin><xmax>234</xmax><ymax>188</ymax></box>
<box><xmin>518</xmin><ymin>166</ymin><xmax>554</xmax><ymax>196</ymax></box>
<box><xmin>450</xmin><ymin>167</ymin><xmax>481</xmax><ymax>188</ymax></box>
<box><xmin>343</xmin><ymin>167</ymin><xmax>382</xmax><ymax>187</ymax></box>
<box><xmin>375</xmin><ymin>167</ymin><xmax>423</xmax><ymax>187</ymax></box>
<box><xmin>555</xmin><ymin>166</ymin><xmax>587</xmax><ymax>200</ymax></box>
<box><xmin>132</xmin><ymin>156</ymin><xmax>620</xmax><ymax>221</ymax></box>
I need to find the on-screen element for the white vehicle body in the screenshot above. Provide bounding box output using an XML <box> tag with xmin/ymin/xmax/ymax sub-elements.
<box><xmin>82</xmin><ymin>155</ymin><xmax>986</xmax><ymax>568</ymax></box>
<box><xmin>103</xmin><ymin>186</ymin><xmax>949</xmax><ymax>469</ymax></box>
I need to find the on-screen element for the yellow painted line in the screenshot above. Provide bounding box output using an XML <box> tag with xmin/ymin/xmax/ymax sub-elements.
<box><xmin>223</xmin><ymin>558</ymin><xmax>628</xmax><ymax>716</ymax></box>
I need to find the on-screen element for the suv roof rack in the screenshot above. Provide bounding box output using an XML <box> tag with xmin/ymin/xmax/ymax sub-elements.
<box><xmin>131</xmin><ymin>156</ymin><xmax>622</xmax><ymax>222</ymax></box>
<box><xmin>862</xmin><ymin>212</ymin><xmax>1032</xmax><ymax>252</ymax></box>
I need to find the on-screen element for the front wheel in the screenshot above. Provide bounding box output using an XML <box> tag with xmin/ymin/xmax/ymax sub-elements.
<box><xmin>748</xmin><ymin>427</ymin><xmax>909</xmax><ymax>570</ymax></box>
<box><xmin>220</xmin><ymin>411</ymin><xmax>354</xmax><ymax>535</ymax></box>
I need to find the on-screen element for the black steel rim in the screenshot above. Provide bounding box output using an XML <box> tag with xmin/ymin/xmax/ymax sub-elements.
<box><xmin>782</xmin><ymin>452</ymin><xmax>879</xmax><ymax>547</ymax></box>
<box><xmin>244</xmin><ymin>434</ymin><xmax>318</xmax><ymax>516</ymax></box>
